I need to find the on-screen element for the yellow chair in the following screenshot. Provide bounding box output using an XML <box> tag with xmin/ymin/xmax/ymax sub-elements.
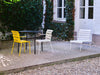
<box><xmin>11</xmin><ymin>30</ymin><xmax>31</xmax><ymax>56</ymax></box>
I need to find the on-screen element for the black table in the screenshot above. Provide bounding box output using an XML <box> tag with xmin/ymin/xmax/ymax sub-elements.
<box><xmin>19</xmin><ymin>30</ymin><xmax>42</xmax><ymax>54</ymax></box>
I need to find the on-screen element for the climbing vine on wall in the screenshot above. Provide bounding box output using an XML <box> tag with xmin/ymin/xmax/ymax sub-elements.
<box><xmin>0</xmin><ymin>0</ymin><xmax>43</xmax><ymax>33</ymax></box>
<box><xmin>0</xmin><ymin>0</ymin><xmax>74</xmax><ymax>40</ymax></box>
<box><xmin>66</xmin><ymin>0</ymin><xmax>74</xmax><ymax>40</ymax></box>
<box><xmin>45</xmin><ymin>0</ymin><xmax>74</xmax><ymax>40</ymax></box>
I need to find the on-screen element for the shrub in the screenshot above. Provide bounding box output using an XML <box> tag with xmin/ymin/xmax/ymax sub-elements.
<box><xmin>0</xmin><ymin>0</ymin><xmax>43</xmax><ymax>32</ymax></box>
<box><xmin>0</xmin><ymin>0</ymin><xmax>74</xmax><ymax>40</ymax></box>
<box><xmin>45</xmin><ymin>0</ymin><xmax>74</xmax><ymax>41</ymax></box>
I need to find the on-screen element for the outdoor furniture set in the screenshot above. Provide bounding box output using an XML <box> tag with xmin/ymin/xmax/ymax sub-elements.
<box><xmin>11</xmin><ymin>29</ymin><xmax>92</xmax><ymax>56</ymax></box>
<box><xmin>11</xmin><ymin>29</ymin><xmax>53</xmax><ymax>56</ymax></box>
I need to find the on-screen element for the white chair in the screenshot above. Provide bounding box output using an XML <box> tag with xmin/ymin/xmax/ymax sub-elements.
<box><xmin>36</xmin><ymin>29</ymin><xmax>53</xmax><ymax>53</ymax></box>
<box><xmin>70</xmin><ymin>29</ymin><xmax>92</xmax><ymax>51</ymax></box>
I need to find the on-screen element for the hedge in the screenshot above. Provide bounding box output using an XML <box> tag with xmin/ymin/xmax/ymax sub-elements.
<box><xmin>0</xmin><ymin>0</ymin><xmax>74</xmax><ymax>40</ymax></box>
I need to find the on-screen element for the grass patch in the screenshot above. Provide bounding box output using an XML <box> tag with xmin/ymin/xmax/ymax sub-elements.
<box><xmin>0</xmin><ymin>72</ymin><xmax>4</xmax><ymax>75</ymax></box>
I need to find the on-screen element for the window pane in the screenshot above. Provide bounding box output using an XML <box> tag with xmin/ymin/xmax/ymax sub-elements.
<box><xmin>80</xmin><ymin>8</ymin><xmax>85</xmax><ymax>19</ymax></box>
<box><xmin>88</xmin><ymin>7</ymin><xmax>93</xmax><ymax>19</ymax></box>
<box><xmin>89</xmin><ymin>0</ymin><xmax>94</xmax><ymax>6</ymax></box>
<box><xmin>80</xmin><ymin>0</ymin><xmax>85</xmax><ymax>6</ymax></box>
<box><xmin>64</xmin><ymin>8</ymin><xmax>66</xmax><ymax>18</ymax></box>
<box><xmin>57</xmin><ymin>8</ymin><xmax>62</xmax><ymax>18</ymax></box>
<box><xmin>58</xmin><ymin>0</ymin><xmax>62</xmax><ymax>7</ymax></box>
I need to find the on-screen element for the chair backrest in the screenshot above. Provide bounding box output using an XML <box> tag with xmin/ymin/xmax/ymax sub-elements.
<box><xmin>77</xmin><ymin>29</ymin><xmax>92</xmax><ymax>42</ymax></box>
<box><xmin>45</xmin><ymin>29</ymin><xmax>53</xmax><ymax>41</ymax></box>
<box><xmin>11</xmin><ymin>30</ymin><xmax>21</xmax><ymax>42</ymax></box>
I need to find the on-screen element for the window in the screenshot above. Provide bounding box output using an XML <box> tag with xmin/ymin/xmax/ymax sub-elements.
<box><xmin>80</xmin><ymin>0</ymin><xmax>85</xmax><ymax>19</ymax></box>
<box><xmin>53</xmin><ymin>0</ymin><xmax>66</xmax><ymax>21</ymax></box>
<box><xmin>88</xmin><ymin>0</ymin><xmax>94</xmax><ymax>19</ymax></box>
<box><xmin>79</xmin><ymin>0</ymin><xmax>94</xmax><ymax>19</ymax></box>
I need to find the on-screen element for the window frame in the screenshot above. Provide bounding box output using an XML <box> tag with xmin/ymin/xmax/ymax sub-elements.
<box><xmin>79</xmin><ymin>0</ymin><xmax>94</xmax><ymax>19</ymax></box>
<box><xmin>79</xmin><ymin>0</ymin><xmax>85</xmax><ymax>19</ymax></box>
<box><xmin>88</xmin><ymin>0</ymin><xmax>94</xmax><ymax>19</ymax></box>
<box><xmin>53</xmin><ymin>0</ymin><xmax>66</xmax><ymax>22</ymax></box>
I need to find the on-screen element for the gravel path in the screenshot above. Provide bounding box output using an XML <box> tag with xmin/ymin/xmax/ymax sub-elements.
<box><xmin>7</xmin><ymin>57</ymin><xmax>100</xmax><ymax>75</ymax></box>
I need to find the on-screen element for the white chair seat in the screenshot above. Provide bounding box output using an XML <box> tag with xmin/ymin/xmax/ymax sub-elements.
<box><xmin>70</xmin><ymin>40</ymin><xmax>92</xmax><ymax>44</ymax></box>
<box><xmin>70</xmin><ymin>40</ymin><xmax>84</xmax><ymax>43</ymax></box>
<box><xmin>36</xmin><ymin>29</ymin><xmax>53</xmax><ymax>53</ymax></box>
<box><xmin>70</xmin><ymin>29</ymin><xmax>92</xmax><ymax>51</ymax></box>
<box><xmin>36</xmin><ymin>39</ymin><xmax>50</xmax><ymax>43</ymax></box>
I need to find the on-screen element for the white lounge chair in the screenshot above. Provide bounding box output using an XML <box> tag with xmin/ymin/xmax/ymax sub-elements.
<box><xmin>70</xmin><ymin>29</ymin><xmax>92</xmax><ymax>51</ymax></box>
<box><xmin>36</xmin><ymin>29</ymin><xmax>53</xmax><ymax>53</ymax></box>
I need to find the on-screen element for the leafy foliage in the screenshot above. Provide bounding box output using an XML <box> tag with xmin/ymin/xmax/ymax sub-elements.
<box><xmin>44</xmin><ymin>0</ymin><xmax>53</xmax><ymax>31</ymax></box>
<box><xmin>0</xmin><ymin>0</ymin><xmax>43</xmax><ymax>33</ymax></box>
<box><xmin>0</xmin><ymin>0</ymin><xmax>3</xmax><ymax>13</ymax></box>
<box><xmin>66</xmin><ymin>0</ymin><xmax>74</xmax><ymax>40</ymax></box>
<box><xmin>45</xmin><ymin>0</ymin><xmax>74</xmax><ymax>40</ymax></box>
<box><xmin>0</xmin><ymin>0</ymin><xmax>74</xmax><ymax>40</ymax></box>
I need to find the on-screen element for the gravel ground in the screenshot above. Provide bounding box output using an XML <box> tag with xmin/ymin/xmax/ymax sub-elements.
<box><xmin>7</xmin><ymin>57</ymin><xmax>100</xmax><ymax>75</ymax></box>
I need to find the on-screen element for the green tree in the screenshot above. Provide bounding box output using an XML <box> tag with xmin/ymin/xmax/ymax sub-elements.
<box><xmin>0</xmin><ymin>0</ymin><xmax>43</xmax><ymax>33</ymax></box>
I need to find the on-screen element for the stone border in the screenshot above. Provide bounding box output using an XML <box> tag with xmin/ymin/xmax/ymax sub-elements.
<box><xmin>0</xmin><ymin>53</ymin><xmax>100</xmax><ymax>74</ymax></box>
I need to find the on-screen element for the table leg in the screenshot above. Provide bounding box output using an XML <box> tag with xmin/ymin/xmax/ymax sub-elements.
<box><xmin>18</xmin><ymin>43</ymin><xmax>20</xmax><ymax>53</ymax></box>
<box><xmin>41</xmin><ymin>42</ymin><xmax>43</xmax><ymax>51</ymax></box>
<box><xmin>26</xmin><ymin>33</ymin><xmax>28</xmax><ymax>50</ymax></box>
<box><xmin>34</xmin><ymin>35</ymin><xmax>36</xmax><ymax>54</ymax></box>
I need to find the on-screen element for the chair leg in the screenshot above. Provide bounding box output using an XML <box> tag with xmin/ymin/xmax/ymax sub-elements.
<box><xmin>70</xmin><ymin>43</ymin><xmax>72</xmax><ymax>50</ymax></box>
<box><xmin>50</xmin><ymin>42</ymin><xmax>54</xmax><ymax>52</ymax></box>
<box><xmin>19</xmin><ymin>43</ymin><xmax>22</xmax><ymax>56</ymax></box>
<box><xmin>41</xmin><ymin>42</ymin><xmax>43</xmax><ymax>52</ymax></box>
<box><xmin>80</xmin><ymin>44</ymin><xmax>82</xmax><ymax>51</ymax></box>
<box><xmin>89</xmin><ymin>43</ymin><xmax>92</xmax><ymax>48</ymax></box>
<box><xmin>37</xmin><ymin>42</ymin><xmax>41</xmax><ymax>54</ymax></box>
<box><xmin>38</xmin><ymin>42</ymin><xmax>41</xmax><ymax>54</ymax></box>
<box><xmin>24</xmin><ymin>43</ymin><xmax>26</xmax><ymax>53</ymax></box>
<box><xmin>29</xmin><ymin>42</ymin><xmax>31</xmax><ymax>54</ymax></box>
<box><xmin>11</xmin><ymin>42</ymin><xmax>15</xmax><ymax>54</ymax></box>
